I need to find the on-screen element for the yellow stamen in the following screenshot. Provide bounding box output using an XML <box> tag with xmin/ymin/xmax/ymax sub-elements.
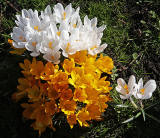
<box><xmin>140</xmin><ymin>88</ymin><xmax>145</xmax><ymax>94</ymax></box>
<box><xmin>34</xmin><ymin>26</ymin><xmax>39</xmax><ymax>30</ymax></box>
<box><xmin>51</xmin><ymin>56</ymin><xmax>54</xmax><ymax>60</ymax></box>
<box><xmin>19</xmin><ymin>36</ymin><xmax>26</xmax><ymax>42</ymax></box>
<box><xmin>66</xmin><ymin>42</ymin><xmax>70</xmax><ymax>52</ymax></box>
<box><xmin>91</xmin><ymin>45</ymin><xmax>97</xmax><ymax>50</ymax></box>
<box><xmin>63</xmin><ymin>12</ymin><xmax>66</xmax><ymax>20</ymax></box>
<box><xmin>48</xmin><ymin>41</ymin><xmax>53</xmax><ymax>49</ymax></box>
<box><xmin>124</xmin><ymin>84</ymin><xmax>129</xmax><ymax>94</ymax></box>
<box><xmin>32</xmin><ymin>42</ymin><xmax>37</xmax><ymax>47</ymax></box>
<box><xmin>19</xmin><ymin>36</ymin><xmax>23</xmax><ymax>41</ymax></box>
<box><xmin>73</xmin><ymin>24</ymin><xmax>77</xmax><ymax>28</ymax></box>
<box><xmin>57</xmin><ymin>31</ymin><xmax>61</xmax><ymax>36</ymax></box>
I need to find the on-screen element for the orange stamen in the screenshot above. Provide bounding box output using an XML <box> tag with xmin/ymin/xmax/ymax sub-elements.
<box><xmin>34</xmin><ymin>26</ymin><xmax>40</xmax><ymax>32</ymax></box>
<box><xmin>63</xmin><ymin>12</ymin><xmax>66</xmax><ymax>20</ymax></box>
<box><xmin>73</xmin><ymin>24</ymin><xmax>77</xmax><ymax>28</ymax></box>
<box><xmin>91</xmin><ymin>45</ymin><xmax>97</xmax><ymax>50</ymax></box>
<box><xmin>48</xmin><ymin>42</ymin><xmax>53</xmax><ymax>49</ymax></box>
<box><xmin>32</xmin><ymin>42</ymin><xmax>37</xmax><ymax>47</ymax></box>
<box><xmin>66</xmin><ymin>42</ymin><xmax>70</xmax><ymax>52</ymax></box>
<box><xmin>51</xmin><ymin>56</ymin><xmax>54</xmax><ymax>60</ymax></box>
<box><xmin>124</xmin><ymin>84</ymin><xmax>129</xmax><ymax>94</ymax></box>
<box><xmin>140</xmin><ymin>88</ymin><xmax>145</xmax><ymax>94</ymax></box>
<box><xmin>57</xmin><ymin>31</ymin><xmax>61</xmax><ymax>36</ymax></box>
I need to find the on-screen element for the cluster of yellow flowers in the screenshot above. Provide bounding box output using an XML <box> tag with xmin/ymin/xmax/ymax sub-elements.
<box><xmin>12</xmin><ymin>50</ymin><xmax>114</xmax><ymax>135</ymax></box>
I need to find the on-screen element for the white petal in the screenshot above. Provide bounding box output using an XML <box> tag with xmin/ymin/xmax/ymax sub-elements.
<box><xmin>54</xmin><ymin>3</ymin><xmax>64</xmax><ymax>14</ymax></box>
<box><xmin>45</xmin><ymin>5</ymin><xmax>52</xmax><ymax>15</ymax></box>
<box><xmin>116</xmin><ymin>85</ymin><xmax>127</xmax><ymax>95</ymax></box>
<box><xmin>143</xmin><ymin>80</ymin><xmax>157</xmax><ymax>99</ymax></box>
<box><xmin>120</xmin><ymin>95</ymin><xmax>127</xmax><ymax>100</ymax></box>
<box><xmin>61</xmin><ymin>30</ymin><xmax>69</xmax><ymax>40</ymax></box>
<box><xmin>136</xmin><ymin>92</ymin><xmax>143</xmax><ymax>99</ymax></box>
<box><xmin>65</xmin><ymin>3</ymin><xmax>72</xmax><ymax>17</ymax></box>
<box><xmin>91</xmin><ymin>17</ymin><xmax>97</xmax><ymax>27</ymax></box>
<box><xmin>30</xmin><ymin>52</ymin><xmax>40</xmax><ymax>57</ymax></box>
<box><xmin>84</xmin><ymin>16</ymin><xmax>91</xmax><ymax>27</ymax></box>
<box><xmin>97</xmin><ymin>25</ymin><xmax>106</xmax><ymax>33</ymax></box>
<box><xmin>117</xmin><ymin>78</ymin><xmax>126</xmax><ymax>87</ymax></box>
<box><xmin>128</xmin><ymin>75</ymin><xmax>136</xmax><ymax>91</ymax></box>
<box><xmin>138</xmin><ymin>78</ymin><xmax>143</xmax><ymax>90</ymax></box>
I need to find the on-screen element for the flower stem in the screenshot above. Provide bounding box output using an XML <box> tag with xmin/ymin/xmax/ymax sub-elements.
<box><xmin>129</xmin><ymin>97</ymin><xmax>138</xmax><ymax>109</ymax></box>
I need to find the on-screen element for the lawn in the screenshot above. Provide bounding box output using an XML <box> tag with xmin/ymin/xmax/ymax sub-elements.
<box><xmin>0</xmin><ymin>0</ymin><xmax>160</xmax><ymax>138</ymax></box>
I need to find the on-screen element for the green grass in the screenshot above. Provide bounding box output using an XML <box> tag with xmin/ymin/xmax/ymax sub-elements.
<box><xmin>0</xmin><ymin>0</ymin><xmax>160</xmax><ymax>138</ymax></box>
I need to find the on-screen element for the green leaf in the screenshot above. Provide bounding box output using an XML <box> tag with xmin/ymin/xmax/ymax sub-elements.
<box><xmin>141</xmin><ymin>109</ymin><xmax>146</xmax><ymax>121</ymax></box>
<box><xmin>122</xmin><ymin>112</ymin><xmax>141</xmax><ymax>124</ymax></box>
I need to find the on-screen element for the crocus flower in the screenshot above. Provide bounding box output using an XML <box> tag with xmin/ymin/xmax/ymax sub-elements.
<box><xmin>134</xmin><ymin>78</ymin><xmax>156</xmax><ymax>99</ymax></box>
<box><xmin>116</xmin><ymin>75</ymin><xmax>136</xmax><ymax>99</ymax></box>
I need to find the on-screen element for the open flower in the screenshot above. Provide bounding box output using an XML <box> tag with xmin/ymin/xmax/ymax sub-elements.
<box><xmin>134</xmin><ymin>78</ymin><xmax>156</xmax><ymax>99</ymax></box>
<box><xmin>53</xmin><ymin>3</ymin><xmax>74</xmax><ymax>23</ymax></box>
<box><xmin>116</xmin><ymin>75</ymin><xmax>136</xmax><ymax>99</ymax></box>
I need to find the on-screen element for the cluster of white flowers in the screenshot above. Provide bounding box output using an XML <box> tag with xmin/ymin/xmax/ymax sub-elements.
<box><xmin>116</xmin><ymin>75</ymin><xmax>157</xmax><ymax>100</ymax></box>
<box><xmin>11</xmin><ymin>3</ymin><xmax>107</xmax><ymax>63</ymax></box>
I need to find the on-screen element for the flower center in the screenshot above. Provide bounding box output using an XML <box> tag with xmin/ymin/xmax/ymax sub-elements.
<box><xmin>66</xmin><ymin>42</ymin><xmax>71</xmax><ymax>52</ymax></box>
<box><xmin>63</xmin><ymin>12</ymin><xmax>66</xmax><ymax>20</ymax></box>
<box><xmin>51</xmin><ymin>56</ymin><xmax>54</xmax><ymax>60</ymax></box>
<box><xmin>32</xmin><ymin>42</ymin><xmax>37</xmax><ymax>47</ymax></box>
<box><xmin>91</xmin><ymin>45</ymin><xmax>97</xmax><ymax>50</ymax></box>
<box><xmin>19</xmin><ymin>36</ymin><xmax>26</xmax><ymax>42</ymax></box>
<box><xmin>73</xmin><ymin>24</ymin><xmax>77</xmax><ymax>28</ymax></box>
<box><xmin>124</xmin><ymin>84</ymin><xmax>129</xmax><ymax>94</ymax></box>
<box><xmin>140</xmin><ymin>88</ymin><xmax>145</xmax><ymax>95</ymax></box>
<box><xmin>34</xmin><ymin>26</ymin><xmax>40</xmax><ymax>31</ymax></box>
<box><xmin>48</xmin><ymin>41</ymin><xmax>53</xmax><ymax>49</ymax></box>
<box><xmin>57</xmin><ymin>31</ymin><xmax>61</xmax><ymax>36</ymax></box>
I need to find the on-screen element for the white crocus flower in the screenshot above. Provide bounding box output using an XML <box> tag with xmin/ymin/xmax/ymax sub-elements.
<box><xmin>24</xmin><ymin>10</ymin><xmax>49</xmax><ymax>34</ymax></box>
<box><xmin>60</xmin><ymin>28</ymin><xmax>82</xmax><ymax>57</ymax></box>
<box><xmin>53</xmin><ymin>3</ymin><xmax>74</xmax><ymax>23</ymax></box>
<box><xmin>116</xmin><ymin>75</ymin><xmax>136</xmax><ymax>99</ymax></box>
<box><xmin>82</xmin><ymin>16</ymin><xmax>107</xmax><ymax>55</ymax></box>
<box><xmin>69</xmin><ymin>7</ymin><xmax>82</xmax><ymax>32</ymax></box>
<box><xmin>134</xmin><ymin>78</ymin><xmax>157</xmax><ymax>99</ymax></box>
<box><xmin>11</xmin><ymin>27</ymin><xmax>26</xmax><ymax>48</ymax></box>
<box><xmin>40</xmin><ymin>24</ymin><xmax>60</xmax><ymax>54</ymax></box>
<box><xmin>15</xmin><ymin>9</ymin><xmax>38</xmax><ymax>30</ymax></box>
<box><xmin>43</xmin><ymin>51</ymin><xmax>61</xmax><ymax>64</ymax></box>
<box><xmin>25</xmin><ymin>33</ymin><xmax>42</xmax><ymax>57</ymax></box>
<box><xmin>40</xmin><ymin>5</ymin><xmax>55</xmax><ymax>25</ymax></box>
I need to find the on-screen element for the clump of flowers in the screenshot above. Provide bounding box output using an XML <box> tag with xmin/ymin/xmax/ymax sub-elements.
<box><xmin>10</xmin><ymin>3</ymin><xmax>114</xmax><ymax>135</ymax></box>
<box><xmin>12</xmin><ymin>52</ymin><xmax>113</xmax><ymax>135</ymax></box>
<box><xmin>10</xmin><ymin>3</ymin><xmax>107</xmax><ymax>64</ymax></box>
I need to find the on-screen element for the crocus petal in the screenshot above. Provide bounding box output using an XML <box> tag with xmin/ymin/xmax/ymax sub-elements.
<box><xmin>120</xmin><ymin>95</ymin><xmax>128</xmax><ymax>100</ymax></box>
<box><xmin>128</xmin><ymin>75</ymin><xmax>136</xmax><ymax>92</ymax></box>
<box><xmin>143</xmin><ymin>80</ymin><xmax>156</xmax><ymax>99</ymax></box>
<box><xmin>138</xmin><ymin>78</ymin><xmax>143</xmax><ymax>90</ymax></box>
<box><xmin>117</xmin><ymin>78</ymin><xmax>126</xmax><ymax>87</ymax></box>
